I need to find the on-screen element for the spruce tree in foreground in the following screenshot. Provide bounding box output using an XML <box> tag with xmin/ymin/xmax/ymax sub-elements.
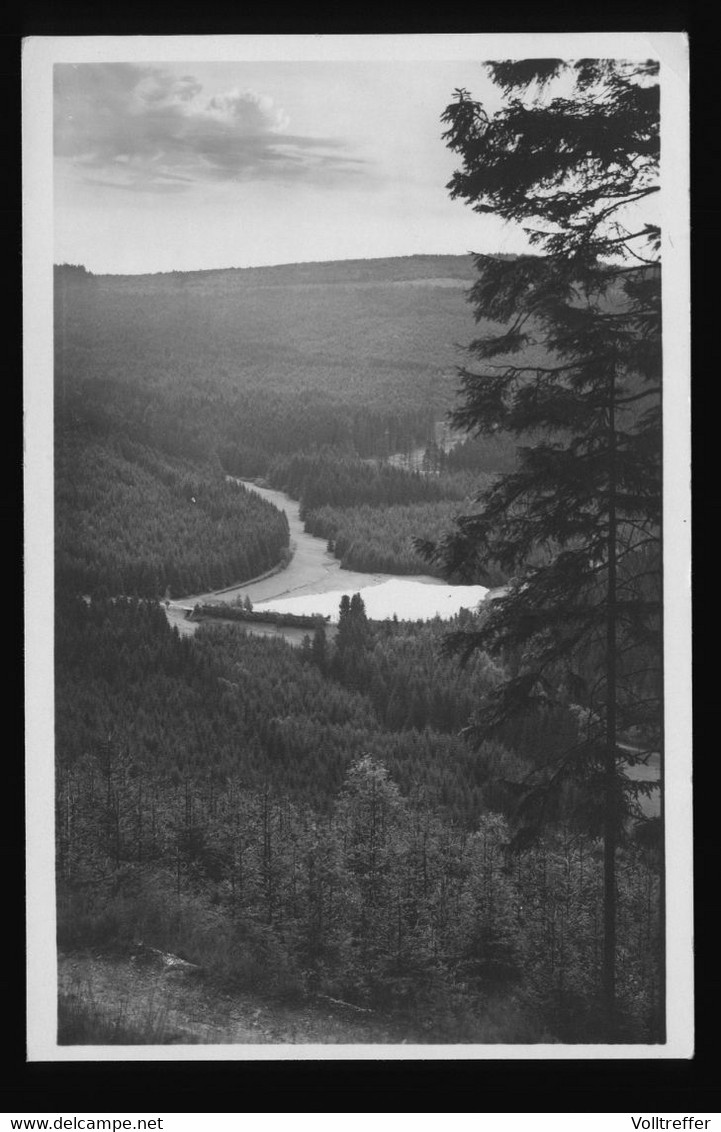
<box><xmin>420</xmin><ymin>59</ymin><xmax>662</xmax><ymax>1039</ymax></box>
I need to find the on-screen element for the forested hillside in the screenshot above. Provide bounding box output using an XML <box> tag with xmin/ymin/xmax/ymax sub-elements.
<box><xmin>56</xmin><ymin>432</ymin><xmax>289</xmax><ymax>598</ymax></box>
<box><xmin>54</xmin><ymin>251</ymin><xmax>663</xmax><ymax>1044</ymax></box>
<box><xmin>55</xmin><ymin>257</ymin><xmax>481</xmax><ymax>475</ymax></box>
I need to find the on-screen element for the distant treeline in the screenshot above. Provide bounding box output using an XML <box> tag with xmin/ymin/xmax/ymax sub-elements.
<box><xmin>304</xmin><ymin>500</ymin><xmax>469</xmax><ymax>577</ymax></box>
<box><xmin>55</xmin><ymin>433</ymin><xmax>289</xmax><ymax>599</ymax></box>
<box><xmin>268</xmin><ymin>450</ymin><xmax>470</xmax><ymax>514</ymax></box>
<box><xmin>191</xmin><ymin>604</ymin><xmax>328</xmax><ymax>629</ymax></box>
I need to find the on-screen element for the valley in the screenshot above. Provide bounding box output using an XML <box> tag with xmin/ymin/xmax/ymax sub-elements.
<box><xmin>52</xmin><ymin>252</ymin><xmax>664</xmax><ymax>1047</ymax></box>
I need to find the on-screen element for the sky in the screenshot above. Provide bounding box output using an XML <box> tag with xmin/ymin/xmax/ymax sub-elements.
<box><xmin>53</xmin><ymin>58</ymin><xmax>524</xmax><ymax>274</ymax></box>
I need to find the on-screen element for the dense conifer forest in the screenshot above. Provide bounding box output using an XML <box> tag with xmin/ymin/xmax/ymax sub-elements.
<box><xmin>268</xmin><ymin>450</ymin><xmax>470</xmax><ymax>512</ymax></box>
<box><xmin>56</xmin><ymin>596</ymin><xmax>662</xmax><ymax>1041</ymax></box>
<box><xmin>56</xmin><ymin>432</ymin><xmax>289</xmax><ymax>598</ymax></box>
<box><xmin>303</xmin><ymin>502</ymin><xmax>469</xmax><ymax>577</ymax></box>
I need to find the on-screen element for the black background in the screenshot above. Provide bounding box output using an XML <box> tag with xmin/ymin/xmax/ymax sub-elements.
<box><xmin>8</xmin><ymin>0</ymin><xmax>714</xmax><ymax>1112</ymax></box>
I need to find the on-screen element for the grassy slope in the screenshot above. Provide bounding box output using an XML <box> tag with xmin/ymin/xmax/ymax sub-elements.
<box><xmin>58</xmin><ymin>952</ymin><xmax>412</xmax><ymax>1045</ymax></box>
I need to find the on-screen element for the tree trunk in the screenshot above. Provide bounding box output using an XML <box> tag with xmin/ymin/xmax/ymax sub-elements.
<box><xmin>603</xmin><ymin>374</ymin><xmax>618</xmax><ymax>1038</ymax></box>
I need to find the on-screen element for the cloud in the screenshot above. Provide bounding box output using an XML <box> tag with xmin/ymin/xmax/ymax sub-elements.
<box><xmin>54</xmin><ymin>63</ymin><xmax>366</xmax><ymax>192</ymax></box>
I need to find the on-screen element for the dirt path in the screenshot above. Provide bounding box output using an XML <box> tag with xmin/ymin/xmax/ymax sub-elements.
<box><xmin>58</xmin><ymin>952</ymin><xmax>410</xmax><ymax>1046</ymax></box>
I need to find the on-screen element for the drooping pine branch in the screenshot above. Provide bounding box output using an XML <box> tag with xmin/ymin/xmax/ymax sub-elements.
<box><xmin>425</xmin><ymin>61</ymin><xmax>663</xmax><ymax>920</ymax></box>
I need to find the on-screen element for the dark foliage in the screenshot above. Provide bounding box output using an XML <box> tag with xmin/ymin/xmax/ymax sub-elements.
<box><xmin>192</xmin><ymin>605</ymin><xmax>327</xmax><ymax>629</ymax></box>
<box><xmin>304</xmin><ymin>500</ymin><xmax>471</xmax><ymax>577</ymax></box>
<box><xmin>56</xmin><ymin>597</ymin><xmax>662</xmax><ymax>1041</ymax></box>
<box><xmin>56</xmin><ymin>432</ymin><xmax>289</xmax><ymax>598</ymax></box>
<box><xmin>421</xmin><ymin>59</ymin><xmax>662</xmax><ymax>1037</ymax></box>
<box><xmin>268</xmin><ymin>449</ymin><xmax>467</xmax><ymax>513</ymax></box>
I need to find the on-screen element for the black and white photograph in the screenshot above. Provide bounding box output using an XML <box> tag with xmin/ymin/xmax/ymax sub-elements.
<box><xmin>23</xmin><ymin>33</ymin><xmax>691</xmax><ymax>1059</ymax></box>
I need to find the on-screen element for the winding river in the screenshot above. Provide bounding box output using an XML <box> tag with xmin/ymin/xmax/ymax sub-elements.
<box><xmin>166</xmin><ymin>479</ymin><xmax>487</xmax><ymax>634</ymax></box>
